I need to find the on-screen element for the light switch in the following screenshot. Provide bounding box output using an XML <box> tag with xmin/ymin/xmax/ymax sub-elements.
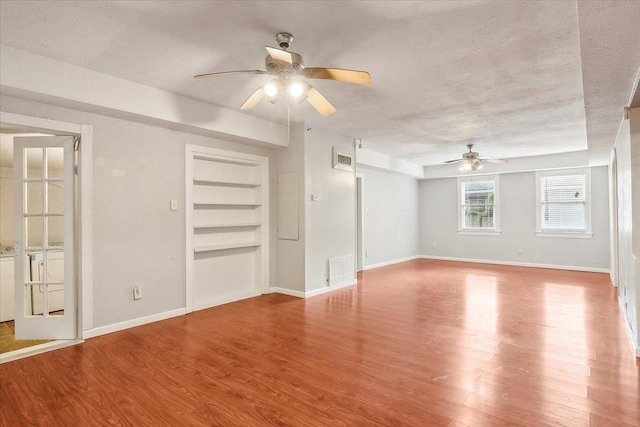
<box><xmin>170</xmin><ymin>199</ymin><xmax>178</xmax><ymax>211</ymax></box>
<box><xmin>311</xmin><ymin>195</ymin><xmax>320</xmax><ymax>201</ymax></box>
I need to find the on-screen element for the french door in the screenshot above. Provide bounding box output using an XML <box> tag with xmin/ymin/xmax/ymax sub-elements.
<box><xmin>13</xmin><ymin>136</ymin><xmax>76</xmax><ymax>339</ymax></box>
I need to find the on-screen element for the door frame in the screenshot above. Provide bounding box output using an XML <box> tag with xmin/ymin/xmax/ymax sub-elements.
<box><xmin>356</xmin><ymin>173</ymin><xmax>364</xmax><ymax>272</ymax></box>
<box><xmin>610</xmin><ymin>148</ymin><xmax>619</xmax><ymax>288</ymax></box>
<box><xmin>0</xmin><ymin>112</ymin><xmax>92</xmax><ymax>360</ymax></box>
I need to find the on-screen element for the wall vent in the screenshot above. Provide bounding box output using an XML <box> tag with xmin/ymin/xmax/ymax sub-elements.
<box><xmin>333</xmin><ymin>147</ymin><xmax>354</xmax><ymax>172</ymax></box>
<box><xmin>329</xmin><ymin>255</ymin><xmax>355</xmax><ymax>287</ymax></box>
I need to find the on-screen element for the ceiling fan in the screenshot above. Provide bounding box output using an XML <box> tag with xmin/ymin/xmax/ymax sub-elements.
<box><xmin>194</xmin><ymin>32</ymin><xmax>371</xmax><ymax>116</ymax></box>
<box><xmin>444</xmin><ymin>144</ymin><xmax>508</xmax><ymax>171</ymax></box>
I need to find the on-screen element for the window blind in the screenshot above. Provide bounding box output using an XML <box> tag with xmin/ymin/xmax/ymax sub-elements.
<box><xmin>541</xmin><ymin>174</ymin><xmax>585</xmax><ymax>231</ymax></box>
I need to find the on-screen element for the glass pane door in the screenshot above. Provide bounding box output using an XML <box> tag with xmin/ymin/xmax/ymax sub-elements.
<box><xmin>13</xmin><ymin>136</ymin><xmax>76</xmax><ymax>340</ymax></box>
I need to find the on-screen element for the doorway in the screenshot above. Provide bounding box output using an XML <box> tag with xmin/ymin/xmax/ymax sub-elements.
<box><xmin>0</xmin><ymin>112</ymin><xmax>92</xmax><ymax>363</ymax></box>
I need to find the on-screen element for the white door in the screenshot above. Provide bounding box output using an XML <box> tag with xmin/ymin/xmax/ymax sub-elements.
<box><xmin>13</xmin><ymin>136</ymin><xmax>76</xmax><ymax>340</ymax></box>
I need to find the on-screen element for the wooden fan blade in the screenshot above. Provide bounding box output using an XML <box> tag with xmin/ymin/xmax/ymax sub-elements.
<box><xmin>481</xmin><ymin>158</ymin><xmax>508</xmax><ymax>164</ymax></box>
<box><xmin>265</xmin><ymin>46</ymin><xmax>293</xmax><ymax>64</ymax></box>
<box><xmin>444</xmin><ymin>159</ymin><xmax>465</xmax><ymax>164</ymax></box>
<box><xmin>306</xmin><ymin>86</ymin><xmax>336</xmax><ymax>116</ymax></box>
<box><xmin>240</xmin><ymin>87</ymin><xmax>265</xmax><ymax>110</ymax></box>
<box><xmin>302</xmin><ymin>67</ymin><xmax>371</xmax><ymax>85</ymax></box>
<box><xmin>194</xmin><ymin>70</ymin><xmax>267</xmax><ymax>79</ymax></box>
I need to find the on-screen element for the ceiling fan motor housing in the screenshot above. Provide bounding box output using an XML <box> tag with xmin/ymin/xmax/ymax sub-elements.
<box><xmin>265</xmin><ymin>51</ymin><xmax>304</xmax><ymax>75</ymax></box>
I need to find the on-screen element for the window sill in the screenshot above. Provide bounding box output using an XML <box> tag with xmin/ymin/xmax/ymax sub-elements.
<box><xmin>458</xmin><ymin>229</ymin><xmax>501</xmax><ymax>236</ymax></box>
<box><xmin>535</xmin><ymin>231</ymin><xmax>593</xmax><ymax>239</ymax></box>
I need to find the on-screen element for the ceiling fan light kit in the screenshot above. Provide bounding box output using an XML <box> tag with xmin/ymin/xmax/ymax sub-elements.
<box><xmin>195</xmin><ymin>32</ymin><xmax>371</xmax><ymax>116</ymax></box>
<box><xmin>445</xmin><ymin>144</ymin><xmax>508</xmax><ymax>171</ymax></box>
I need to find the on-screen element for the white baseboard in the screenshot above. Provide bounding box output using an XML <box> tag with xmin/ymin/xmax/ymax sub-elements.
<box><xmin>270</xmin><ymin>279</ymin><xmax>357</xmax><ymax>299</ymax></box>
<box><xmin>193</xmin><ymin>290</ymin><xmax>261</xmax><ymax>312</ymax></box>
<box><xmin>269</xmin><ymin>287</ymin><xmax>306</xmax><ymax>298</ymax></box>
<box><xmin>0</xmin><ymin>339</ymin><xmax>83</xmax><ymax>364</ymax></box>
<box><xmin>362</xmin><ymin>255</ymin><xmax>421</xmax><ymax>271</ymax></box>
<box><xmin>305</xmin><ymin>279</ymin><xmax>357</xmax><ymax>298</ymax></box>
<box><xmin>83</xmin><ymin>307</ymin><xmax>186</xmax><ymax>339</ymax></box>
<box><xmin>419</xmin><ymin>255</ymin><xmax>610</xmax><ymax>274</ymax></box>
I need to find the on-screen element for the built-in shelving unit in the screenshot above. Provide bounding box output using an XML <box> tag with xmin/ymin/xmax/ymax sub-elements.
<box><xmin>186</xmin><ymin>145</ymin><xmax>269</xmax><ymax>313</ymax></box>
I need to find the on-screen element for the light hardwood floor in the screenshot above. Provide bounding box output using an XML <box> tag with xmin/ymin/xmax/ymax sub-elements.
<box><xmin>1</xmin><ymin>259</ymin><xmax>638</xmax><ymax>426</ymax></box>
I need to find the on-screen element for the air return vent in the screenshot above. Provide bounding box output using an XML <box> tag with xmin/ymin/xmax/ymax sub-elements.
<box><xmin>333</xmin><ymin>148</ymin><xmax>354</xmax><ymax>172</ymax></box>
<box><xmin>329</xmin><ymin>255</ymin><xmax>355</xmax><ymax>287</ymax></box>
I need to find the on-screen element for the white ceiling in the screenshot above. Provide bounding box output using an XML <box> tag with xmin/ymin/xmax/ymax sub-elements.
<box><xmin>0</xmin><ymin>1</ymin><xmax>639</xmax><ymax>166</ymax></box>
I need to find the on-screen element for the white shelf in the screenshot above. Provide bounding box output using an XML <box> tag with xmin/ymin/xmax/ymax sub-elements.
<box><xmin>194</xmin><ymin>223</ymin><xmax>261</xmax><ymax>229</ymax></box>
<box><xmin>193</xmin><ymin>202</ymin><xmax>261</xmax><ymax>207</ymax></box>
<box><xmin>194</xmin><ymin>242</ymin><xmax>261</xmax><ymax>253</ymax></box>
<box><xmin>193</xmin><ymin>179</ymin><xmax>260</xmax><ymax>188</ymax></box>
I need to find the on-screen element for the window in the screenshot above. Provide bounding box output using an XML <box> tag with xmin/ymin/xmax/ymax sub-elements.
<box><xmin>458</xmin><ymin>176</ymin><xmax>500</xmax><ymax>235</ymax></box>
<box><xmin>536</xmin><ymin>169</ymin><xmax>592</xmax><ymax>238</ymax></box>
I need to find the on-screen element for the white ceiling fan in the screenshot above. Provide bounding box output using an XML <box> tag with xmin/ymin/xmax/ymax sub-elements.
<box><xmin>194</xmin><ymin>32</ymin><xmax>371</xmax><ymax>116</ymax></box>
<box><xmin>444</xmin><ymin>144</ymin><xmax>508</xmax><ymax>170</ymax></box>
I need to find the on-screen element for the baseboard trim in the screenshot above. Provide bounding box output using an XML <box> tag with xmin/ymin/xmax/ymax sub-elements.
<box><xmin>362</xmin><ymin>255</ymin><xmax>421</xmax><ymax>271</ymax></box>
<box><xmin>0</xmin><ymin>338</ymin><xmax>84</xmax><ymax>364</ymax></box>
<box><xmin>269</xmin><ymin>287</ymin><xmax>306</xmax><ymax>298</ymax></box>
<box><xmin>83</xmin><ymin>307</ymin><xmax>187</xmax><ymax>339</ymax></box>
<box><xmin>270</xmin><ymin>280</ymin><xmax>357</xmax><ymax>299</ymax></box>
<box><xmin>193</xmin><ymin>291</ymin><xmax>262</xmax><ymax>312</ymax></box>
<box><xmin>305</xmin><ymin>279</ymin><xmax>357</xmax><ymax>298</ymax></box>
<box><xmin>419</xmin><ymin>255</ymin><xmax>610</xmax><ymax>274</ymax></box>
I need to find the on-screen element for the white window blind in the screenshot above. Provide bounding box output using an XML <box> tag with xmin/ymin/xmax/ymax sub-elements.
<box><xmin>461</xmin><ymin>180</ymin><xmax>495</xmax><ymax>229</ymax></box>
<box><xmin>540</xmin><ymin>174</ymin><xmax>586</xmax><ymax>231</ymax></box>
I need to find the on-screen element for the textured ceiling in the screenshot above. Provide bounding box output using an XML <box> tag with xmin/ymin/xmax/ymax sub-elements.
<box><xmin>1</xmin><ymin>1</ymin><xmax>639</xmax><ymax>165</ymax></box>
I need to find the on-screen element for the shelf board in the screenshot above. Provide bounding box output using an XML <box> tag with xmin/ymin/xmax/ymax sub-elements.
<box><xmin>194</xmin><ymin>242</ymin><xmax>261</xmax><ymax>253</ymax></box>
<box><xmin>194</xmin><ymin>223</ymin><xmax>261</xmax><ymax>229</ymax></box>
<box><xmin>193</xmin><ymin>202</ymin><xmax>261</xmax><ymax>207</ymax></box>
<box><xmin>193</xmin><ymin>179</ymin><xmax>260</xmax><ymax>188</ymax></box>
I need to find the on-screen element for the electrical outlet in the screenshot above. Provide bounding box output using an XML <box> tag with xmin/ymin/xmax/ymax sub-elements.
<box><xmin>133</xmin><ymin>285</ymin><xmax>142</xmax><ymax>300</ymax></box>
<box><xmin>432</xmin><ymin>243</ymin><xmax>436</xmax><ymax>249</ymax></box>
<box><xmin>365</xmin><ymin>251</ymin><xmax>369</xmax><ymax>258</ymax></box>
<box><xmin>517</xmin><ymin>248</ymin><xmax>523</xmax><ymax>255</ymax></box>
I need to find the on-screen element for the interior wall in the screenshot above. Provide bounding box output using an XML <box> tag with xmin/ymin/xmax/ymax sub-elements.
<box><xmin>419</xmin><ymin>166</ymin><xmax>610</xmax><ymax>270</ymax></box>
<box><xmin>356</xmin><ymin>165</ymin><xmax>420</xmax><ymax>267</ymax></box>
<box><xmin>274</xmin><ymin>122</ymin><xmax>306</xmax><ymax>293</ymax></box>
<box><xmin>304</xmin><ymin>127</ymin><xmax>355</xmax><ymax>292</ymax></box>
<box><xmin>1</xmin><ymin>95</ymin><xmax>278</xmax><ymax>329</ymax></box>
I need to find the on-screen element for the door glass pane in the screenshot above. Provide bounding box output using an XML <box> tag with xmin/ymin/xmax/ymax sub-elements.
<box><xmin>47</xmin><ymin>284</ymin><xmax>64</xmax><ymax>316</ymax></box>
<box><xmin>25</xmin><ymin>284</ymin><xmax>44</xmax><ymax>316</ymax></box>
<box><xmin>47</xmin><ymin>217</ymin><xmax>64</xmax><ymax>247</ymax></box>
<box><xmin>25</xmin><ymin>182</ymin><xmax>44</xmax><ymax>213</ymax></box>
<box><xmin>45</xmin><ymin>251</ymin><xmax>64</xmax><ymax>282</ymax></box>
<box><xmin>46</xmin><ymin>147</ymin><xmax>64</xmax><ymax>179</ymax></box>
<box><xmin>47</xmin><ymin>182</ymin><xmax>64</xmax><ymax>213</ymax></box>
<box><xmin>25</xmin><ymin>147</ymin><xmax>43</xmax><ymax>178</ymax></box>
<box><xmin>25</xmin><ymin>216</ymin><xmax>44</xmax><ymax>247</ymax></box>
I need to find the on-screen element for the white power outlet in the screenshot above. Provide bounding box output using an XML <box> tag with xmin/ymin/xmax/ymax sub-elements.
<box><xmin>365</xmin><ymin>251</ymin><xmax>369</xmax><ymax>258</ymax></box>
<box><xmin>133</xmin><ymin>285</ymin><xmax>142</xmax><ymax>300</ymax></box>
<box><xmin>517</xmin><ymin>248</ymin><xmax>523</xmax><ymax>255</ymax></box>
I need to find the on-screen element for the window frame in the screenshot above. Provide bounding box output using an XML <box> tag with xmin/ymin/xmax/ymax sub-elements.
<box><xmin>535</xmin><ymin>168</ymin><xmax>593</xmax><ymax>239</ymax></box>
<box><xmin>457</xmin><ymin>175</ymin><xmax>501</xmax><ymax>236</ymax></box>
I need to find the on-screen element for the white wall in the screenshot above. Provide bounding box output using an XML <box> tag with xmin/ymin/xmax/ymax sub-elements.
<box><xmin>419</xmin><ymin>167</ymin><xmax>610</xmax><ymax>271</ymax></box>
<box><xmin>1</xmin><ymin>95</ymin><xmax>278</xmax><ymax>329</ymax></box>
<box><xmin>274</xmin><ymin>123</ymin><xmax>306</xmax><ymax>293</ymax></box>
<box><xmin>357</xmin><ymin>166</ymin><xmax>420</xmax><ymax>268</ymax></box>
<box><xmin>304</xmin><ymin>127</ymin><xmax>355</xmax><ymax>292</ymax></box>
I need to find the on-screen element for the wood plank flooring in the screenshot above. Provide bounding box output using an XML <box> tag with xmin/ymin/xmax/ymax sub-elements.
<box><xmin>1</xmin><ymin>259</ymin><xmax>638</xmax><ymax>426</ymax></box>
